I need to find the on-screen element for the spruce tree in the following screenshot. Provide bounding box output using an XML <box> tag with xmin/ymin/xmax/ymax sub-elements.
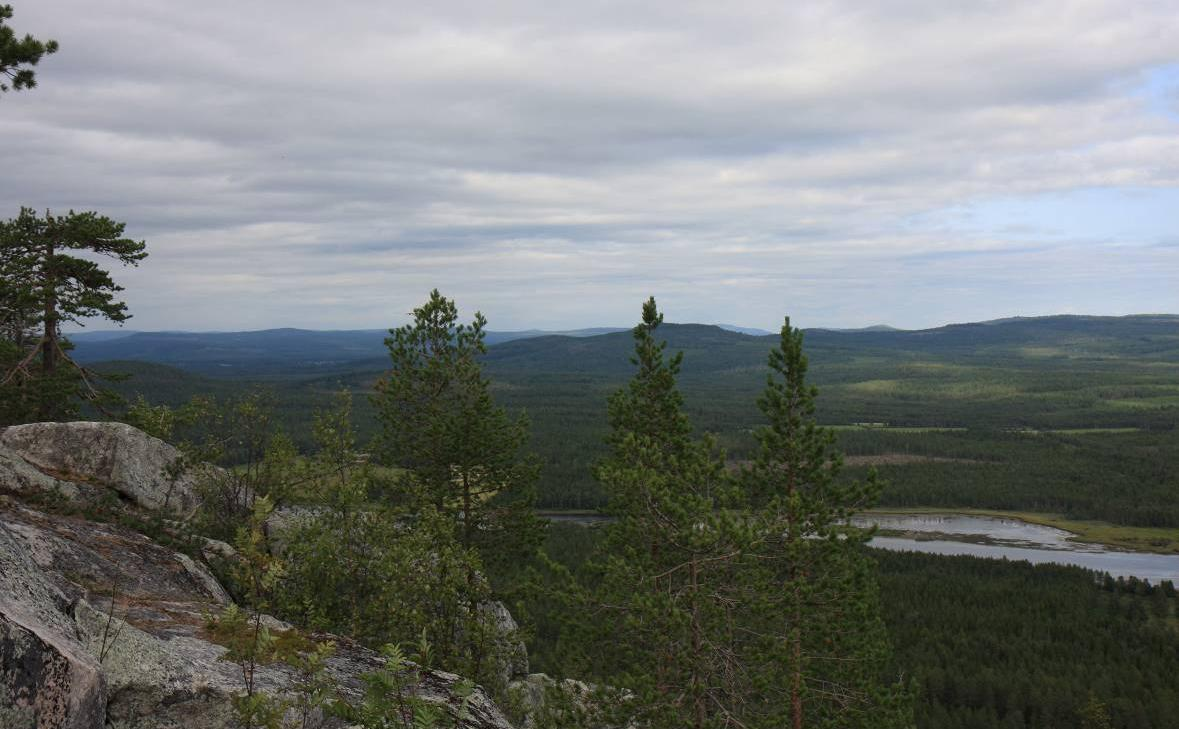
<box><xmin>740</xmin><ymin>317</ymin><xmax>912</xmax><ymax>729</ymax></box>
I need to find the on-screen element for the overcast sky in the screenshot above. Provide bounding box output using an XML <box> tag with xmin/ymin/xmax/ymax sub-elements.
<box><xmin>4</xmin><ymin>1</ymin><xmax>1178</xmax><ymax>331</ymax></box>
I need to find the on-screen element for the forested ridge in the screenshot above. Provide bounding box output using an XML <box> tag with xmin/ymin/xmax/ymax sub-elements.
<box><xmin>84</xmin><ymin>315</ymin><xmax>1179</xmax><ymax>526</ymax></box>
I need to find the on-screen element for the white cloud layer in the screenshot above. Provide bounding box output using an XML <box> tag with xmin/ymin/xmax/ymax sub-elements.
<box><xmin>4</xmin><ymin>0</ymin><xmax>1178</xmax><ymax>330</ymax></box>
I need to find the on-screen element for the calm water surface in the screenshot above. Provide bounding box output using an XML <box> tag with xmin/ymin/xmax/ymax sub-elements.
<box><xmin>546</xmin><ymin>512</ymin><xmax>1179</xmax><ymax>582</ymax></box>
<box><xmin>855</xmin><ymin>514</ymin><xmax>1178</xmax><ymax>583</ymax></box>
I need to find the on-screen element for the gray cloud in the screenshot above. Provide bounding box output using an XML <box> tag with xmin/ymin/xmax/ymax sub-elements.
<box><xmin>3</xmin><ymin>0</ymin><xmax>1178</xmax><ymax>330</ymax></box>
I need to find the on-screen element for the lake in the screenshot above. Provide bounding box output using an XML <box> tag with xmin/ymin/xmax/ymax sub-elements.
<box><xmin>855</xmin><ymin>514</ymin><xmax>1179</xmax><ymax>583</ymax></box>
<box><xmin>544</xmin><ymin>512</ymin><xmax>1179</xmax><ymax>583</ymax></box>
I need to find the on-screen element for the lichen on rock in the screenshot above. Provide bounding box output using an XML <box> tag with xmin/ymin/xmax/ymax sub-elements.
<box><xmin>0</xmin><ymin>421</ymin><xmax>518</xmax><ymax>729</ymax></box>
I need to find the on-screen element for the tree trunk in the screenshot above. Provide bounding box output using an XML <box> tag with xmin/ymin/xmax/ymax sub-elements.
<box><xmin>792</xmin><ymin>598</ymin><xmax>803</xmax><ymax>729</ymax></box>
<box><xmin>462</xmin><ymin>471</ymin><xmax>473</xmax><ymax>550</ymax></box>
<box><xmin>37</xmin><ymin>236</ymin><xmax>58</xmax><ymax>421</ymax></box>
<box><xmin>787</xmin><ymin>440</ymin><xmax>803</xmax><ymax>729</ymax></box>
<box><xmin>41</xmin><ymin>237</ymin><xmax>56</xmax><ymax>378</ymax></box>
<box><xmin>691</xmin><ymin>556</ymin><xmax>706</xmax><ymax>729</ymax></box>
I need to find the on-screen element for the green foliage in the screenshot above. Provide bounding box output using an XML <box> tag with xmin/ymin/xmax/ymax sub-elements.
<box><xmin>0</xmin><ymin>336</ymin><xmax>98</xmax><ymax>423</ymax></box>
<box><xmin>277</xmin><ymin>498</ymin><xmax>498</xmax><ymax>686</ymax></box>
<box><xmin>566</xmin><ymin>297</ymin><xmax>748</xmax><ymax>728</ymax></box>
<box><xmin>206</xmin><ymin>606</ymin><xmax>337</xmax><ymax>729</ymax></box>
<box><xmin>136</xmin><ymin>390</ymin><xmax>310</xmax><ymax>541</ymax></box>
<box><xmin>840</xmin><ymin>428</ymin><xmax>1179</xmax><ymax>527</ymax></box>
<box><xmin>96</xmin><ymin>318</ymin><xmax>1179</xmax><ymax>526</ymax></box>
<box><xmin>0</xmin><ymin>207</ymin><xmax>145</xmax><ymax>422</ymax></box>
<box><xmin>270</xmin><ymin>390</ymin><xmax>517</xmax><ymax>697</ymax></box>
<box><xmin>127</xmin><ymin>387</ymin><xmax>519</xmax><ymax>700</ymax></box>
<box><xmin>535</xmin><ymin>527</ymin><xmax>1179</xmax><ymax>729</ymax></box>
<box><xmin>738</xmin><ymin>318</ymin><xmax>911</xmax><ymax>728</ymax></box>
<box><xmin>558</xmin><ymin>301</ymin><xmax>912</xmax><ymax>728</ymax></box>
<box><xmin>372</xmin><ymin>289</ymin><xmax>543</xmax><ymax>584</ymax></box>
<box><xmin>0</xmin><ymin>4</ymin><xmax>57</xmax><ymax>93</ymax></box>
<box><xmin>122</xmin><ymin>393</ymin><xmax>178</xmax><ymax>439</ymax></box>
<box><xmin>1079</xmin><ymin>696</ymin><xmax>1114</xmax><ymax>729</ymax></box>
<box><xmin>205</xmin><ymin>498</ymin><xmax>337</xmax><ymax>729</ymax></box>
<box><xmin>471</xmin><ymin>320</ymin><xmax>1179</xmax><ymax>522</ymax></box>
<box><xmin>331</xmin><ymin>642</ymin><xmax>475</xmax><ymax>729</ymax></box>
<box><xmin>877</xmin><ymin>550</ymin><xmax>1179</xmax><ymax>729</ymax></box>
<box><xmin>504</xmin><ymin>676</ymin><xmax>620</xmax><ymax>729</ymax></box>
<box><xmin>234</xmin><ymin>496</ymin><xmax>286</xmax><ymax>611</ymax></box>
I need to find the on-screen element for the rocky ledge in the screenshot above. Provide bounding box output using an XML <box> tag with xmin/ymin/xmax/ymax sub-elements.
<box><xmin>0</xmin><ymin>422</ymin><xmax>515</xmax><ymax>729</ymax></box>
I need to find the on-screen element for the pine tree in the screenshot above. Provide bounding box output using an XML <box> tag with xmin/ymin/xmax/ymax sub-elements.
<box><xmin>0</xmin><ymin>4</ymin><xmax>57</xmax><ymax>93</ymax></box>
<box><xmin>740</xmin><ymin>317</ymin><xmax>912</xmax><ymax>729</ymax></box>
<box><xmin>0</xmin><ymin>207</ymin><xmax>146</xmax><ymax>423</ymax></box>
<box><xmin>574</xmin><ymin>297</ymin><xmax>749</xmax><ymax>729</ymax></box>
<box><xmin>372</xmin><ymin>289</ymin><xmax>543</xmax><ymax>584</ymax></box>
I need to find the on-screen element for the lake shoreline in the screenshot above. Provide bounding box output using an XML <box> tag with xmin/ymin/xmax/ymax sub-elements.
<box><xmin>538</xmin><ymin>507</ymin><xmax>1179</xmax><ymax>556</ymax></box>
<box><xmin>864</xmin><ymin>507</ymin><xmax>1179</xmax><ymax>555</ymax></box>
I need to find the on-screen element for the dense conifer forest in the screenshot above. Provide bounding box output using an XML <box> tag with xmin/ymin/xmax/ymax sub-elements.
<box><xmin>532</xmin><ymin>523</ymin><xmax>1179</xmax><ymax>729</ymax></box>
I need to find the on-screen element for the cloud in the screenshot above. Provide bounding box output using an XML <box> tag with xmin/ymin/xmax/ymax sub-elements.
<box><xmin>3</xmin><ymin>0</ymin><xmax>1178</xmax><ymax>330</ymax></box>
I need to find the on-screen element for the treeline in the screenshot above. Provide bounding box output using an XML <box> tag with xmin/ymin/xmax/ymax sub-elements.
<box><xmin>74</xmin><ymin>301</ymin><xmax>1179</xmax><ymax>527</ymax></box>
<box><xmin>843</xmin><ymin>429</ymin><xmax>1179</xmax><ymax>527</ymax></box>
<box><xmin>524</xmin><ymin>417</ymin><xmax>1179</xmax><ymax>526</ymax></box>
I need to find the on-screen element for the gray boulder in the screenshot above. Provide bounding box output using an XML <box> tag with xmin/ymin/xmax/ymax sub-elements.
<box><xmin>0</xmin><ymin>441</ymin><xmax>86</xmax><ymax>503</ymax></box>
<box><xmin>0</xmin><ymin>422</ymin><xmax>207</xmax><ymax>516</ymax></box>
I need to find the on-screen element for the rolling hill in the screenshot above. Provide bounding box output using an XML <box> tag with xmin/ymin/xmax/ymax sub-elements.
<box><xmin>73</xmin><ymin>314</ymin><xmax>1179</xmax><ymax>378</ymax></box>
<box><xmin>83</xmin><ymin>314</ymin><xmax>1179</xmax><ymax>520</ymax></box>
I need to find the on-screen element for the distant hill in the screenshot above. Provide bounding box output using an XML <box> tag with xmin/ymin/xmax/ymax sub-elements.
<box><xmin>481</xmin><ymin>324</ymin><xmax>766</xmax><ymax>376</ymax></box>
<box><xmin>481</xmin><ymin>314</ymin><xmax>1179</xmax><ymax>377</ymax></box>
<box><xmin>71</xmin><ymin>315</ymin><xmax>1179</xmax><ymax>377</ymax></box>
<box><xmin>716</xmin><ymin>324</ymin><xmax>775</xmax><ymax>336</ymax></box>
<box><xmin>71</xmin><ymin>326</ymin><xmax>628</xmax><ymax>375</ymax></box>
<box><xmin>814</xmin><ymin>324</ymin><xmax>901</xmax><ymax>333</ymax></box>
<box><xmin>71</xmin><ymin>329</ymin><xmax>389</xmax><ymax>375</ymax></box>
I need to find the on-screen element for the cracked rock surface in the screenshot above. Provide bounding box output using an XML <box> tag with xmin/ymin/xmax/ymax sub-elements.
<box><xmin>0</xmin><ymin>422</ymin><xmax>516</xmax><ymax>729</ymax></box>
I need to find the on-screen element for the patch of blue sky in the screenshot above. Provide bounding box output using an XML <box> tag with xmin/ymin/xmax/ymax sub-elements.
<box><xmin>1138</xmin><ymin>63</ymin><xmax>1179</xmax><ymax>122</ymax></box>
<box><xmin>917</xmin><ymin>187</ymin><xmax>1179</xmax><ymax>247</ymax></box>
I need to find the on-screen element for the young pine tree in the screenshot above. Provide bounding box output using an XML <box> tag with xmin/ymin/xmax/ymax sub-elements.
<box><xmin>740</xmin><ymin>317</ymin><xmax>912</xmax><ymax>729</ymax></box>
<box><xmin>573</xmin><ymin>297</ymin><xmax>750</xmax><ymax>729</ymax></box>
<box><xmin>372</xmin><ymin>290</ymin><xmax>543</xmax><ymax>585</ymax></box>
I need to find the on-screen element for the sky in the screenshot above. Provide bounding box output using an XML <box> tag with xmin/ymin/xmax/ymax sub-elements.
<box><xmin>4</xmin><ymin>0</ymin><xmax>1179</xmax><ymax>332</ymax></box>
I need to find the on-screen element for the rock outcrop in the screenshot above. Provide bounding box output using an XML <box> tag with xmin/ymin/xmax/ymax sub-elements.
<box><xmin>0</xmin><ymin>422</ymin><xmax>209</xmax><ymax>517</ymax></box>
<box><xmin>0</xmin><ymin>422</ymin><xmax>516</xmax><ymax>729</ymax></box>
<box><xmin>0</xmin><ymin>506</ymin><xmax>106</xmax><ymax>729</ymax></box>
